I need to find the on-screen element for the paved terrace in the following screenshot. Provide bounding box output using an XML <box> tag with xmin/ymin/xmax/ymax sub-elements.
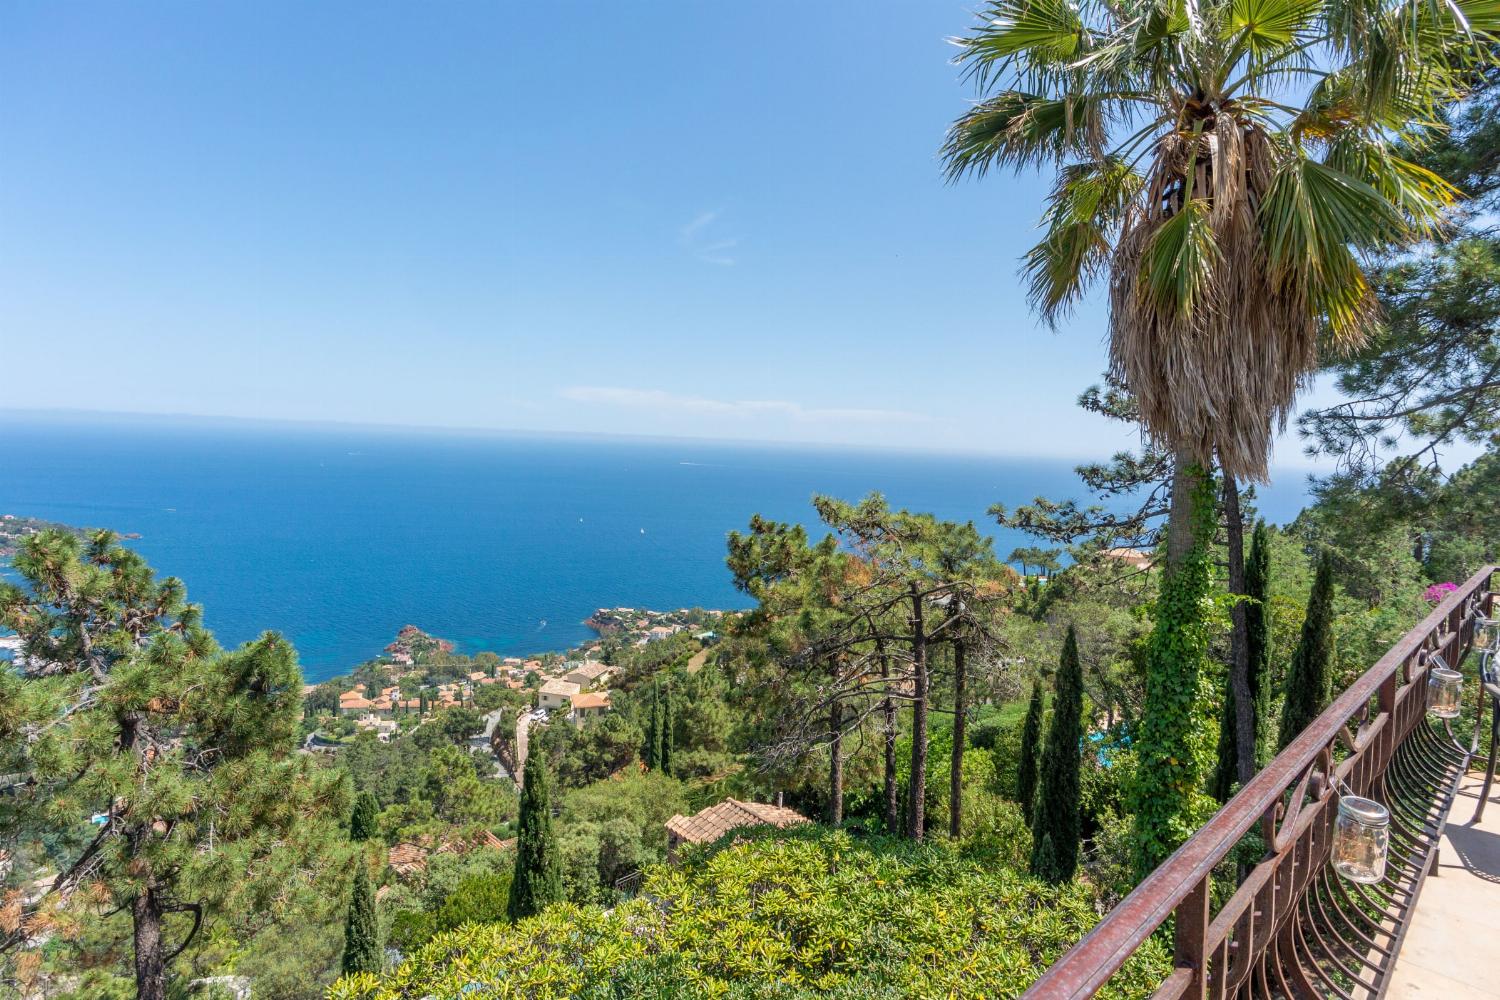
<box><xmin>1389</xmin><ymin>772</ymin><xmax>1500</xmax><ymax>999</ymax></box>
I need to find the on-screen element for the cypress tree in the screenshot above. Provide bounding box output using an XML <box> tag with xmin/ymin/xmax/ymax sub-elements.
<box><xmin>1017</xmin><ymin>680</ymin><xmax>1044</xmax><ymax>824</ymax></box>
<box><xmin>507</xmin><ymin>748</ymin><xmax>562</xmax><ymax>921</ymax></box>
<box><xmin>659</xmin><ymin>682</ymin><xmax>674</xmax><ymax>777</ymax></box>
<box><xmin>1031</xmin><ymin>625</ymin><xmax>1083</xmax><ymax>883</ymax></box>
<box><xmin>643</xmin><ymin>686</ymin><xmax>661</xmax><ymax>770</ymax></box>
<box><xmin>1245</xmin><ymin>522</ymin><xmax>1274</xmax><ymax>768</ymax></box>
<box><xmin>1278</xmin><ymin>550</ymin><xmax>1335</xmax><ymax>751</ymax></box>
<box><xmin>1211</xmin><ymin>681</ymin><xmax>1239</xmax><ymax>802</ymax></box>
<box><xmin>350</xmin><ymin>790</ymin><xmax>378</xmax><ymax>842</ymax></box>
<box><xmin>341</xmin><ymin>862</ymin><xmax>381</xmax><ymax>975</ymax></box>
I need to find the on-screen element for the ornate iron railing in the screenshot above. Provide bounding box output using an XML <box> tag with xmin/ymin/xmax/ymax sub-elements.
<box><xmin>1025</xmin><ymin>564</ymin><xmax>1496</xmax><ymax>1000</ymax></box>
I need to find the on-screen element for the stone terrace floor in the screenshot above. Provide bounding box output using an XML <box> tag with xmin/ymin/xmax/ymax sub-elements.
<box><xmin>1389</xmin><ymin>771</ymin><xmax>1500</xmax><ymax>998</ymax></box>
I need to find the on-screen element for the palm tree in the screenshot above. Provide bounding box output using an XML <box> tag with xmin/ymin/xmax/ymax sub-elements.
<box><xmin>943</xmin><ymin>0</ymin><xmax>1490</xmax><ymax>557</ymax></box>
<box><xmin>943</xmin><ymin>0</ymin><xmax>1492</xmax><ymax>868</ymax></box>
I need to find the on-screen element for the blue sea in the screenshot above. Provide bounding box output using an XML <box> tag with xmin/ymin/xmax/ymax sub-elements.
<box><xmin>0</xmin><ymin>413</ymin><xmax>1314</xmax><ymax>682</ymax></box>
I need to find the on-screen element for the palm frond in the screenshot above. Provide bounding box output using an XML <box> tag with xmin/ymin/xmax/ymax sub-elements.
<box><xmin>1138</xmin><ymin>198</ymin><xmax>1222</xmax><ymax>318</ymax></box>
<box><xmin>1324</xmin><ymin>136</ymin><xmax>1461</xmax><ymax>234</ymax></box>
<box><xmin>942</xmin><ymin>92</ymin><xmax>1107</xmax><ymax>178</ymax></box>
<box><xmin>1261</xmin><ymin>158</ymin><xmax>1404</xmax><ymax>271</ymax></box>
<box><xmin>1227</xmin><ymin>0</ymin><xmax>1321</xmax><ymax>53</ymax></box>
<box><xmin>953</xmin><ymin>0</ymin><xmax>1092</xmax><ymax>90</ymax></box>
<box><xmin>1024</xmin><ymin>158</ymin><xmax>1145</xmax><ymax>323</ymax></box>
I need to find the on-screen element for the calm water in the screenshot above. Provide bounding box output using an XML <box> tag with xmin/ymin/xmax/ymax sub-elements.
<box><xmin>0</xmin><ymin>414</ymin><xmax>1312</xmax><ymax>681</ymax></box>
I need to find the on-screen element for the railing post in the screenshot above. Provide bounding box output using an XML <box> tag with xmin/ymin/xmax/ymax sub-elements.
<box><xmin>1176</xmin><ymin>875</ymin><xmax>1210</xmax><ymax>999</ymax></box>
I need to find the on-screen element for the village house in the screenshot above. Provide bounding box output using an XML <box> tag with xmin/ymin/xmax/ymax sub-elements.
<box><xmin>353</xmin><ymin>713</ymin><xmax>399</xmax><ymax>741</ymax></box>
<box><xmin>337</xmin><ymin>689</ymin><xmax>373</xmax><ymax>714</ymax></box>
<box><xmin>646</xmin><ymin>625</ymin><xmax>678</xmax><ymax>642</ymax></box>
<box><xmin>664</xmin><ymin>798</ymin><xmax>809</xmax><ymax>862</ymax></box>
<box><xmin>564</xmin><ymin>660</ymin><xmax>615</xmax><ymax>688</ymax></box>
<box><xmin>569</xmin><ymin>690</ymin><xmax>611</xmax><ymax>727</ymax></box>
<box><xmin>537</xmin><ymin>678</ymin><xmax>581</xmax><ymax>712</ymax></box>
<box><xmin>339</xmin><ymin>685</ymin><xmax>419</xmax><ymax>717</ymax></box>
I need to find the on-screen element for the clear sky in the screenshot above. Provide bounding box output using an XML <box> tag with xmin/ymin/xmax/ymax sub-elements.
<box><xmin>1</xmin><ymin>1</ymin><xmax>1328</xmax><ymax>464</ymax></box>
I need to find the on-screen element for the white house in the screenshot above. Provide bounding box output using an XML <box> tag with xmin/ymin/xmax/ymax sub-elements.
<box><xmin>538</xmin><ymin>678</ymin><xmax>581</xmax><ymax>711</ymax></box>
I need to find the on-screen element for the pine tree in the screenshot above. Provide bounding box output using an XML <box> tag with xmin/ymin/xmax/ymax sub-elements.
<box><xmin>1278</xmin><ymin>551</ymin><xmax>1336</xmax><ymax>751</ymax></box>
<box><xmin>341</xmin><ymin>862</ymin><xmax>381</xmax><ymax>975</ymax></box>
<box><xmin>350</xmin><ymin>790</ymin><xmax>379</xmax><ymax>842</ymax></box>
<box><xmin>0</xmin><ymin>530</ymin><xmax>348</xmax><ymax>1000</ymax></box>
<box><xmin>1031</xmin><ymin>626</ymin><xmax>1083</xmax><ymax>883</ymax></box>
<box><xmin>1017</xmin><ymin>680</ymin><xmax>1044</xmax><ymax>824</ymax></box>
<box><xmin>659</xmin><ymin>681</ymin><xmax>674</xmax><ymax>777</ymax></box>
<box><xmin>507</xmin><ymin>748</ymin><xmax>562</xmax><ymax>920</ymax></box>
<box><xmin>643</xmin><ymin>686</ymin><xmax>661</xmax><ymax>770</ymax></box>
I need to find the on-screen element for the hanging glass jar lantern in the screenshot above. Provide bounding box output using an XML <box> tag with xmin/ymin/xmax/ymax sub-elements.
<box><xmin>1332</xmin><ymin>794</ymin><xmax>1390</xmax><ymax>884</ymax></box>
<box><xmin>1429</xmin><ymin>666</ymin><xmax>1463</xmax><ymax>719</ymax></box>
<box><xmin>1475</xmin><ymin>615</ymin><xmax>1500</xmax><ymax>653</ymax></box>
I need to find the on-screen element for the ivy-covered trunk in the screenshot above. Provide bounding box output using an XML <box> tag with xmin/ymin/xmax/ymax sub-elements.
<box><xmin>1132</xmin><ymin>458</ymin><xmax>1217</xmax><ymax>877</ymax></box>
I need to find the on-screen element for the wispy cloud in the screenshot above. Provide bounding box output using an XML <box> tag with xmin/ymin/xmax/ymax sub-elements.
<box><xmin>562</xmin><ymin>386</ymin><xmax>927</xmax><ymax>424</ymax></box>
<box><xmin>679</xmin><ymin>210</ymin><xmax>739</xmax><ymax>266</ymax></box>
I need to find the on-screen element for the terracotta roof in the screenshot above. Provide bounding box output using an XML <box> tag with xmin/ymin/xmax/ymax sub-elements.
<box><xmin>387</xmin><ymin>842</ymin><xmax>428</xmax><ymax>876</ymax></box>
<box><xmin>1102</xmin><ymin>547</ymin><xmax>1154</xmax><ymax>569</ymax></box>
<box><xmin>433</xmin><ymin>829</ymin><xmax>510</xmax><ymax>856</ymax></box>
<box><xmin>388</xmin><ymin>830</ymin><xmax>514</xmax><ymax>877</ymax></box>
<box><xmin>571</xmin><ymin>691</ymin><xmax>611</xmax><ymax>710</ymax></box>
<box><xmin>665</xmin><ymin>798</ymin><xmax>809</xmax><ymax>845</ymax></box>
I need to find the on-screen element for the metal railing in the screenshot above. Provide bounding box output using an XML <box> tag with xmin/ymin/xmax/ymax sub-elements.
<box><xmin>1025</xmin><ymin>564</ymin><xmax>1496</xmax><ymax>1000</ymax></box>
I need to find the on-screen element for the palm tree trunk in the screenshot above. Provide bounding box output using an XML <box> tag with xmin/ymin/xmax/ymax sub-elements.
<box><xmin>949</xmin><ymin>638</ymin><xmax>967</xmax><ymax>839</ymax></box>
<box><xmin>907</xmin><ymin>582</ymin><xmax>928</xmax><ymax>841</ymax></box>
<box><xmin>1164</xmin><ymin>451</ymin><xmax>1205</xmax><ymax>569</ymax></box>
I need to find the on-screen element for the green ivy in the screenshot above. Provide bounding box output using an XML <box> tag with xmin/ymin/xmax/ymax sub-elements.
<box><xmin>1130</xmin><ymin>468</ymin><xmax>1220</xmax><ymax>877</ymax></box>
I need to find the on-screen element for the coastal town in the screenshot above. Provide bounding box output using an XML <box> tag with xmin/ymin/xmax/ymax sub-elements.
<box><xmin>303</xmin><ymin>606</ymin><xmax>728</xmax><ymax>758</ymax></box>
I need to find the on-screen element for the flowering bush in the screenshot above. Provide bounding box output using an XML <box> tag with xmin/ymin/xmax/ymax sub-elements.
<box><xmin>1423</xmin><ymin>582</ymin><xmax>1459</xmax><ymax>603</ymax></box>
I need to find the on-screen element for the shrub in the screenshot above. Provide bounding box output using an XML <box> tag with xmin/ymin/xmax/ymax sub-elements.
<box><xmin>327</xmin><ymin>829</ymin><xmax>1169</xmax><ymax>1000</ymax></box>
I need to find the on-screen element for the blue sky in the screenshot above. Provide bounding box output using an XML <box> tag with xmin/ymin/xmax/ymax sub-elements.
<box><xmin>1</xmin><ymin>1</ymin><xmax>1327</xmax><ymax>463</ymax></box>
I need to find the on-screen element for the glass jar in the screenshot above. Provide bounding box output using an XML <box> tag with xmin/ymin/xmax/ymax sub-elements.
<box><xmin>1476</xmin><ymin>616</ymin><xmax>1500</xmax><ymax>652</ymax></box>
<box><xmin>1332</xmin><ymin>794</ymin><xmax>1389</xmax><ymax>884</ymax></box>
<box><xmin>1429</xmin><ymin>666</ymin><xmax>1463</xmax><ymax>719</ymax></box>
